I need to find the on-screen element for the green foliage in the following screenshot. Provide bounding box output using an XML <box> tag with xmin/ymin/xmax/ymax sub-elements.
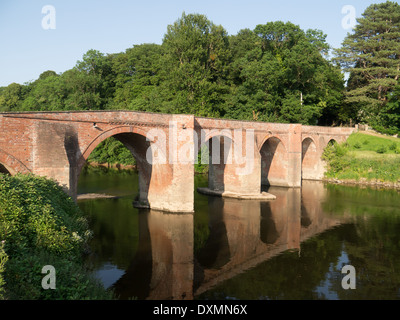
<box><xmin>88</xmin><ymin>137</ymin><xmax>136</xmax><ymax>166</ymax></box>
<box><xmin>194</xmin><ymin>146</ymin><xmax>209</xmax><ymax>174</ymax></box>
<box><xmin>323</xmin><ymin>132</ymin><xmax>400</xmax><ymax>182</ymax></box>
<box><xmin>0</xmin><ymin>83</ymin><xmax>27</xmax><ymax>111</ymax></box>
<box><xmin>0</xmin><ymin>241</ymin><xmax>8</xmax><ymax>300</ymax></box>
<box><xmin>322</xmin><ymin>140</ymin><xmax>350</xmax><ymax>174</ymax></box>
<box><xmin>333</xmin><ymin>1</ymin><xmax>400</xmax><ymax>129</ymax></box>
<box><xmin>227</xmin><ymin>21</ymin><xmax>344</xmax><ymax>124</ymax></box>
<box><xmin>347</xmin><ymin>132</ymin><xmax>400</xmax><ymax>154</ymax></box>
<box><xmin>0</xmin><ymin>174</ymin><xmax>113</xmax><ymax>299</ymax></box>
<box><xmin>376</xmin><ymin>146</ymin><xmax>387</xmax><ymax>154</ymax></box>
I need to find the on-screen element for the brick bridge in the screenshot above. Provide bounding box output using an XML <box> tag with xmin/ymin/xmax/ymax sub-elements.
<box><xmin>0</xmin><ymin>111</ymin><xmax>355</xmax><ymax>212</ymax></box>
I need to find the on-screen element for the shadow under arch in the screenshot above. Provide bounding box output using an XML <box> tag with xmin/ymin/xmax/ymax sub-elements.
<box><xmin>327</xmin><ymin>139</ymin><xmax>338</xmax><ymax>148</ymax></box>
<box><xmin>260</xmin><ymin>136</ymin><xmax>288</xmax><ymax>187</ymax></box>
<box><xmin>0</xmin><ymin>163</ymin><xmax>11</xmax><ymax>175</ymax></box>
<box><xmin>301</xmin><ymin>137</ymin><xmax>318</xmax><ymax>180</ymax></box>
<box><xmin>77</xmin><ymin>127</ymin><xmax>162</xmax><ymax>208</ymax></box>
<box><xmin>198</xmin><ymin>132</ymin><xmax>234</xmax><ymax>193</ymax></box>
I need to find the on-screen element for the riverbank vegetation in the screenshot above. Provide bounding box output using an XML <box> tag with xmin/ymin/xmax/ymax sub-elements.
<box><xmin>0</xmin><ymin>174</ymin><xmax>113</xmax><ymax>299</ymax></box>
<box><xmin>323</xmin><ymin>132</ymin><xmax>400</xmax><ymax>185</ymax></box>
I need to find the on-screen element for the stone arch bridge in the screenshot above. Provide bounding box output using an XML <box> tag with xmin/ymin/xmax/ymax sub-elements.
<box><xmin>0</xmin><ymin>111</ymin><xmax>355</xmax><ymax>212</ymax></box>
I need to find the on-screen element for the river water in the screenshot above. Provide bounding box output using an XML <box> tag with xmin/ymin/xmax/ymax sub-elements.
<box><xmin>77</xmin><ymin>166</ymin><xmax>400</xmax><ymax>300</ymax></box>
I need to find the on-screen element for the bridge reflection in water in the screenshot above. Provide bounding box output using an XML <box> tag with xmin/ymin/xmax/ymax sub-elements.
<box><xmin>110</xmin><ymin>181</ymin><xmax>346</xmax><ymax>300</ymax></box>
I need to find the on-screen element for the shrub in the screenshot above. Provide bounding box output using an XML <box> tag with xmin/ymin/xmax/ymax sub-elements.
<box><xmin>389</xmin><ymin>142</ymin><xmax>397</xmax><ymax>151</ymax></box>
<box><xmin>376</xmin><ymin>146</ymin><xmax>387</xmax><ymax>154</ymax></box>
<box><xmin>354</xmin><ymin>142</ymin><xmax>361</xmax><ymax>149</ymax></box>
<box><xmin>0</xmin><ymin>174</ymin><xmax>113</xmax><ymax>300</ymax></box>
<box><xmin>322</xmin><ymin>142</ymin><xmax>351</xmax><ymax>174</ymax></box>
<box><xmin>0</xmin><ymin>241</ymin><xmax>8</xmax><ymax>300</ymax></box>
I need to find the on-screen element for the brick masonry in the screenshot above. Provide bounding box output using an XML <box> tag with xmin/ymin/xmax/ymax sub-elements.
<box><xmin>0</xmin><ymin>111</ymin><xmax>355</xmax><ymax>212</ymax></box>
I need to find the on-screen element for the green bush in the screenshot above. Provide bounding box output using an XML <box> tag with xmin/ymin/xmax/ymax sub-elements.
<box><xmin>0</xmin><ymin>174</ymin><xmax>113</xmax><ymax>300</ymax></box>
<box><xmin>88</xmin><ymin>137</ymin><xmax>136</xmax><ymax>166</ymax></box>
<box><xmin>389</xmin><ymin>142</ymin><xmax>397</xmax><ymax>151</ymax></box>
<box><xmin>322</xmin><ymin>142</ymin><xmax>351</xmax><ymax>174</ymax></box>
<box><xmin>354</xmin><ymin>142</ymin><xmax>361</xmax><ymax>149</ymax></box>
<box><xmin>0</xmin><ymin>242</ymin><xmax>8</xmax><ymax>300</ymax></box>
<box><xmin>376</xmin><ymin>146</ymin><xmax>387</xmax><ymax>154</ymax></box>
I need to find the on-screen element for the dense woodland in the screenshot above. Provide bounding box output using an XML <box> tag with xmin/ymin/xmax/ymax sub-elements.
<box><xmin>1</xmin><ymin>2</ymin><xmax>399</xmax><ymax>163</ymax></box>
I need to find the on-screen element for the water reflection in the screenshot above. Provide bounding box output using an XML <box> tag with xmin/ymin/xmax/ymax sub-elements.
<box><xmin>111</xmin><ymin>210</ymin><xmax>193</xmax><ymax>300</ymax></box>
<box><xmin>81</xmin><ymin>178</ymin><xmax>350</xmax><ymax>300</ymax></box>
<box><xmin>194</xmin><ymin>181</ymin><xmax>346</xmax><ymax>297</ymax></box>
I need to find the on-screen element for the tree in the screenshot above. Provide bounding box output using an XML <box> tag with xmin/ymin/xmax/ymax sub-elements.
<box><xmin>158</xmin><ymin>12</ymin><xmax>231</xmax><ymax>117</ymax></box>
<box><xmin>111</xmin><ymin>43</ymin><xmax>163</xmax><ymax>110</ymax></box>
<box><xmin>0</xmin><ymin>83</ymin><xmax>27</xmax><ymax>111</ymax></box>
<box><xmin>334</xmin><ymin>1</ymin><xmax>400</xmax><ymax>126</ymax></box>
<box><xmin>21</xmin><ymin>72</ymin><xmax>66</xmax><ymax>111</ymax></box>
<box><xmin>378</xmin><ymin>83</ymin><xmax>400</xmax><ymax>134</ymax></box>
<box><xmin>73</xmin><ymin>49</ymin><xmax>117</xmax><ymax>109</ymax></box>
<box><xmin>227</xmin><ymin>21</ymin><xmax>344</xmax><ymax>124</ymax></box>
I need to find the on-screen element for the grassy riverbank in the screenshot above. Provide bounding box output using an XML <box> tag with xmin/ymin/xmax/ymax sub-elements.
<box><xmin>323</xmin><ymin>131</ymin><xmax>400</xmax><ymax>187</ymax></box>
<box><xmin>0</xmin><ymin>174</ymin><xmax>113</xmax><ymax>300</ymax></box>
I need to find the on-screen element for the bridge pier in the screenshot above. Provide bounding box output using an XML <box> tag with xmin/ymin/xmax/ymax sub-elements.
<box><xmin>286</xmin><ymin>124</ymin><xmax>302</xmax><ymax>188</ymax></box>
<box><xmin>199</xmin><ymin>131</ymin><xmax>276</xmax><ymax>200</ymax></box>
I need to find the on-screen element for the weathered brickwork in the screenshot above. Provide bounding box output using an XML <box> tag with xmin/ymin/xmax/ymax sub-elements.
<box><xmin>0</xmin><ymin>111</ymin><xmax>355</xmax><ymax>212</ymax></box>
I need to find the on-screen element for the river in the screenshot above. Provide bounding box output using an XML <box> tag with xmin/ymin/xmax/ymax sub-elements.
<box><xmin>77</xmin><ymin>166</ymin><xmax>400</xmax><ymax>300</ymax></box>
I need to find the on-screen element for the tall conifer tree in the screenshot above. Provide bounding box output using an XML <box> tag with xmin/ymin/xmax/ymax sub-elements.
<box><xmin>334</xmin><ymin>1</ymin><xmax>400</xmax><ymax>125</ymax></box>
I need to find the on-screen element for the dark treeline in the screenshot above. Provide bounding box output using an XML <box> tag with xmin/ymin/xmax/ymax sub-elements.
<box><xmin>1</xmin><ymin>2</ymin><xmax>399</xmax><ymax>151</ymax></box>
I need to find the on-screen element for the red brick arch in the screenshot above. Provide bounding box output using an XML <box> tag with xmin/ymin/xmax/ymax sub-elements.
<box><xmin>258</xmin><ymin>134</ymin><xmax>288</xmax><ymax>153</ymax></box>
<box><xmin>301</xmin><ymin>137</ymin><xmax>319</xmax><ymax>180</ymax></box>
<box><xmin>82</xmin><ymin>126</ymin><xmax>152</xmax><ymax>161</ymax></box>
<box><xmin>0</xmin><ymin>148</ymin><xmax>31</xmax><ymax>175</ymax></box>
<box><xmin>260</xmin><ymin>136</ymin><xmax>289</xmax><ymax>187</ymax></box>
<box><xmin>78</xmin><ymin>125</ymin><xmax>168</xmax><ymax>171</ymax></box>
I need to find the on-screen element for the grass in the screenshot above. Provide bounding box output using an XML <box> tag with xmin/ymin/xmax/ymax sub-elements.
<box><xmin>346</xmin><ymin>132</ymin><xmax>400</xmax><ymax>154</ymax></box>
<box><xmin>323</xmin><ymin>131</ymin><xmax>400</xmax><ymax>184</ymax></box>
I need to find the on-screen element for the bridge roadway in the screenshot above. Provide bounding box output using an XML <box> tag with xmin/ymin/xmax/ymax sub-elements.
<box><xmin>0</xmin><ymin>110</ymin><xmax>355</xmax><ymax>212</ymax></box>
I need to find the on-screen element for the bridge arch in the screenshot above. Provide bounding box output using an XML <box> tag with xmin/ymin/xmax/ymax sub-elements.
<box><xmin>301</xmin><ymin>137</ymin><xmax>319</xmax><ymax>180</ymax></box>
<box><xmin>0</xmin><ymin>148</ymin><xmax>31</xmax><ymax>176</ymax></box>
<box><xmin>326</xmin><ymin>138</ymin><xmax>338</xmax><ymax>147</ymax></box>
<box><xmin>199</xmin><ymin>132</ymin><xmax>234</xmax><ymax>193</ymax></box>
<box><xmin>0</xmin><ymin>163</ymin><xmax>11</xmax><ymax>175</ymax></box>
<box><xmin>80</xmin><ymin>126</ymin><xmax>165</xmax><ymax>165</ymax></box>
<box><xmin>260</xmin><ymin>136</ymin><xmax>289</xmax><ymax>187</ymax></box>
<box><xmin>77</xmin><ymin>126</ymin><xmax>170</xmax><ymax>208</ymax></box>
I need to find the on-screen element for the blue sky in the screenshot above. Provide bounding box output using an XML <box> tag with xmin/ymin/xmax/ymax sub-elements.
<box><xmin>0</xmin><ymin>0</ymin><xmax>384</xmax><ymax>87</ymax></box>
